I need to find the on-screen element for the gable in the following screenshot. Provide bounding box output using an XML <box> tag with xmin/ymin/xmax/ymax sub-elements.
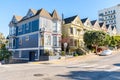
<box><xmin>72</xmin><ymin>16</ymin><xmax>83</xmax><ymax>26</ymax></box>
<box><xmin>52</xmin><ymin>10</ymin><xmax>61</xmax><ymax>20</ymax></box>
<box><xmin>26</xmin><ymin>9</ymin><xmax>37</xmax><ymax>18</ymax></box>
<box><xmin>107</xmin><ymin>25</ymin><xmax>112</xmax><ymax>31</ymax></box>
<box><xmin>64</xmin><ymin>15</ymin><xmax>77</xmax><ymax>24</ymax></box>
<box><xmin>94</xmin><ymin>21</ymin><xmax>100</xmax><ymax>29</ymax></box>
<box><xmin>12</xmin><ymin>16</ymin><xmax>17</xmax><ymax>23</ymax></box>
<box><xmin>38</xmin><ymin>8</ymin><xmax>52</xmax><ymax>19</ymax></box>
<box><xmin>84</xmin><ymin>18</ymin><xmax>92</xmax><ymax>27</ymax></box>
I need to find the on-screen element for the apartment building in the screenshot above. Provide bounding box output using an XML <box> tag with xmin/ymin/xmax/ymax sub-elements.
<box><xmin>9</xmin><ymin>8</ymin><xmax>61</xmax><ymax>61</ymax></box>
<box><xmin>98</xmin><ymin>4</ymin><xmax>120</xmax><ymax>34</ymax></box>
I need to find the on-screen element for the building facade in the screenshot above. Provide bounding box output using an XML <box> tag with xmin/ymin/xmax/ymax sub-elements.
<box><xmin>62</xmin><ymin>15</ymin><xmax>84</xmax><ymax>51</ymax></box>
<box><xmin>98</xmin><ymin>4</ymin><xmax>120</xmax><ymax>34</ymax></box>
<box><xmin>9</xmin><ymin>8</ymin><xmax>61</xmax><ymax>61</ymax></box>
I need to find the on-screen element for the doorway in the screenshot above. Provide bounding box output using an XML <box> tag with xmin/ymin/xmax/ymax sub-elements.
<box><xmin>29</xmin><ymin>51</ymin><xmax>35</xmax><ymax>61</ymax></box>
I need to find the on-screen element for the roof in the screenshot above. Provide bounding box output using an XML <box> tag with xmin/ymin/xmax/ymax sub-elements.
<box><xmin>13</xmin><ymin>8</ymin><xmax>61</xmax><ymax>23</ymax></box>
<box><xmin>20</xmin><ymin>8</ymin><xmax>52</xmax><ymax>22</ymax></box>
<box><xmin>30</xmin><ymin>8</ymin><xmax>37</xmax><ymax>14</ymax></box>
<box><xmin>81</xmin><ymin>18</ymin><xmax>88</xmax><ymax>23</ymax></box>
<box><xmin>36</xmin><ymin>8</ymin><xmax>51</xmax><ymax>18</ymax></box>
<box><xmin>51</xmin><ymin>10</ymin><xmax>61</xmax><ymax>20</ymax></box>
<box><xmin>111</xmin><ymin>26</ymin><xmax>116</xmax><ymax>30</ymax></box>
<box><xmin>91</xmin><ymin>20</ymin><xmax>97</xmax><ymax>25</ymax></box>
<box><xmin>14</xmin><ymin>15</ymin><xmax>23</xmax><ymax>21</ymax></box>
<box><xmin>99</xmin><ymin>23</ymin><xmax>104</xmax><ymax>27</ymax></box>
<box><xmin>106</xmin><ymin>24</ymin><xmax>110</xmax><ymax>29</ymax></box>
<box><xmin>64</xmin><ymin>15</ymin><xmax>77</xmax><ymax>24</ymax></box>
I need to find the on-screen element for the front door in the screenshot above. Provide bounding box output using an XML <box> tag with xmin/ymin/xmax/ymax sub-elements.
<box><xmin>29</xmin><ymin>52</ymin><xmax>35</xmax><ymax>61</ymax></box>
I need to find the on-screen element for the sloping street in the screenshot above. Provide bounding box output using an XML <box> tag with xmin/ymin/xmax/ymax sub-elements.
<box><xmin>0</xmin><ymin>51</ymin><xmax>120</xmax><ymax>80</ymax></box>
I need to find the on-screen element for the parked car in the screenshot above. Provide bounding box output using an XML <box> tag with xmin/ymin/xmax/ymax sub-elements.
<box><xmin>100</xmin><ymin>49</ymin><xmax>112</xmax><ymax>56</ymax></box>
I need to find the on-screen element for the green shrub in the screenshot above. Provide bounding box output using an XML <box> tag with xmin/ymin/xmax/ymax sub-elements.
<box><xmin>61</xmin><ymin>51</ymin><xmax>65</xmax><ymax>56</ymax></box>
<box><xmin>74</xmin><ymin>53</ymin><xmax>78</xmax><ymax>57</ymax></box>
<box><xmin>44</xmin><ymin>50</ymin><xmax>54</xmax><ymax>56</ymax></box>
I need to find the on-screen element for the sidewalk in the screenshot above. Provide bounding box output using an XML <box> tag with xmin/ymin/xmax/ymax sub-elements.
<box><xmin>29</xmin><ymin>50</ymin><xmax>120</xmax><ymax>65</ymax></box>
<box><xmin>29</xmin><ymin>53</ymin><xmax>100</xmax><ymax>65</ymax></box>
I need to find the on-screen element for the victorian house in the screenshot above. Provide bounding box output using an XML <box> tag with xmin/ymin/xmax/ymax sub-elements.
<box><xmin>9</xmin><ymin>8</ymin><xmax>61</xmax><ymax>61</ymax></box>
<box><xmin>62</xmin><ymin>15</ymin><xmax>84</xmax><ymax>50</ymax></box>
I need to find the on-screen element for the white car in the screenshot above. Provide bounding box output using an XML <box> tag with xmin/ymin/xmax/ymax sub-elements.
<box><xmin>100</xmin><ymin>50</ymin><xmax>112</xmax><ymax>56</ymax></box>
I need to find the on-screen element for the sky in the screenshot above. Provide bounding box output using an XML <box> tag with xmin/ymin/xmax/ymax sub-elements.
<box><xmin>0</xmin><ymin>0</ymin><xmax>120</xmax><ymax>37</ymax></box>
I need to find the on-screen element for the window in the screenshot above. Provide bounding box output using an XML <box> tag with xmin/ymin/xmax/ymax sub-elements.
<box><xmin>32</xmin><ymin>19</ymin><xmax>39</xmax><ymax>32</ymax></box>
<box><xmin>57</xmin><ymin>22</ymin><xmax>61</xmax><ymax>32</ymax></box>
<box><xmin>9</xmin><ymin>39</ymin><xmax>12</xmax><ymax>48</ymax></box>
<box><xmin>19</xmin><ymin>51</ymin><xmax>22</xmax><ymax>58</ymax></box>
<box><xmin>105</xmin><ymin>17</ymin><xmax>107</xmax><ymax>20</ymax></box>
<box><xmin>114</xmin><ymin>20</ymin><xmax>116</xmax><ymax>24</ymax></box>
<box><xmin>48</xmin><ymin>35</ymin><xmax>51</xmax><ymax>45</ymax></box>
<box><xmin>74</xmin><ymin>40</ymin><xmax>77</xmax><ymax>46</ymax></box>
<box><xmin>73</xmin><ymin>27</ymin><xmax>77</xmax><ymax>35</ymax></box>
<box><xmin>70</xmin><ymin>27</ymin><xmax>73</xmax><ymax>34</ymax></box>
<box><xmin>113</xmin><ymin>10</ymin><xmax>115</xmax><ymax>13</ymax></box>
<box><xmin>18</xmin><ymin>26</ymin><xmax>22</xmax><ymax>32</ymax></box>
<box><xmin>53</xmin><ymin>22</ymin><xmax>57</xmax><ymax>32</ymax></box>
<box><xmin>25</xmin><ymin>24</ymin><xmax>29</xmax><ymax>30</ymax></box>
<box><xmin>9</xmin><ymin>27</ymin><xmax>16</xmax><ymax>35</ymax></box>
<box><xmin>26</xmin><ymin>36</ymin><xmax>29</xmax><ymax>41</ymax></box>
<box><xmin>45</xmin><ymin>35</ymin><xmax>51</xmax><ymax>45</ymax></box>
<box><xmin>105</xmin><ymin>12</ymin><xmax>107</xmax><ymax>14</ymax></box>
<box><xmin>28</xmin><ymin>13</ymin><xmax>33</xmax><ymax>17</ymax></box>
<box><xmin>13</xmin><ymin>39</ymin><xmax>16</xmax><ymax>47</ymax></box>
<box><xmin>114</xmin><ymin>15</ymin><xmax>116</xmax><ymax>18</ymax></box>
<box><xmin>19</xmin><ymin>38</ymin><xmax>22</xmax><ymax>45</ymax></box>
<box><xmin>86</xmin><ymin>22</ymin><xmax>89</xmax><ymax>26</ymax></box>
<box><xmin>70</xmin><ymin>39</ymin><xmax>73</xmax><ymax>46</ymax></box>
<box><xmin>53</xmin><ymin>36</ymin><xmax>57</xmax><ymax>46</ymax></box>
<box><xmin>58</xmin><ymin>37</ymin><xmax>61</xmax><ymax>47</ymax></box>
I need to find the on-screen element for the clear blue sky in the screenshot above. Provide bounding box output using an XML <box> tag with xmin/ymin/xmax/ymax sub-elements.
<box><xmin>0</xmin><ymin>0</ymin><xmax>120</xmax><ymax>37</ymax></box>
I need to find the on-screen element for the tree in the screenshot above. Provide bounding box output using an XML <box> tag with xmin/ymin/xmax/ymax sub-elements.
<box><xmin>84</xmin><ymin>31</ymin><xmax>107</xmax><ymax>54</ymax></box>
<box><xmin>113</xmin><ymin>36</ymin><xmax>120</xmax><ymax>48</ymax></box>
<box><xmin>0</xmin><ymin>44</ymin><xmax>11</xmax><ymax>61</ymax></box>
<box><xmin>0</xmin><ymin>33</ymin><xmax>6</xmax><ymax>48</ymax></box>
<box><xmin>109</xmin><ymin>36</ymin><xmax>117</xmax><ymax>47</ymax></box>
<box><xmin>103</xmin><ymin>34</ymin><xmax>111</xmax><ymax>47</ymax></box>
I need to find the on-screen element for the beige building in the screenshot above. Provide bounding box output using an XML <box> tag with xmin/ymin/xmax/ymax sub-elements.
<box><xmin>62</xmin><ymin>15</ymin><xmax>84</xmax><ymax>49</ymax></box>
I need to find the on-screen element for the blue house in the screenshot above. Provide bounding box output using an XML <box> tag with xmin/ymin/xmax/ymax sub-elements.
<box><xmin>9</xmin><ymin>8</ymin><xmax>62</xmax><ymax>61</ymax></box>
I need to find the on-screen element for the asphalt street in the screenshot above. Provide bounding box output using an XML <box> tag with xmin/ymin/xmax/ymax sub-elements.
<box><xmin>0</xmin><ymin>52</ymin><xmax>120</xmax><ymax>80</ymax></box>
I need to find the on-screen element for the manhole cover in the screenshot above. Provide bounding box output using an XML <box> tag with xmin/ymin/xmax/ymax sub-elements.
<box><xmin>34</xmin><ymin>74</ymin><xmax>44</xmax><ymax>77</ymax></box>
